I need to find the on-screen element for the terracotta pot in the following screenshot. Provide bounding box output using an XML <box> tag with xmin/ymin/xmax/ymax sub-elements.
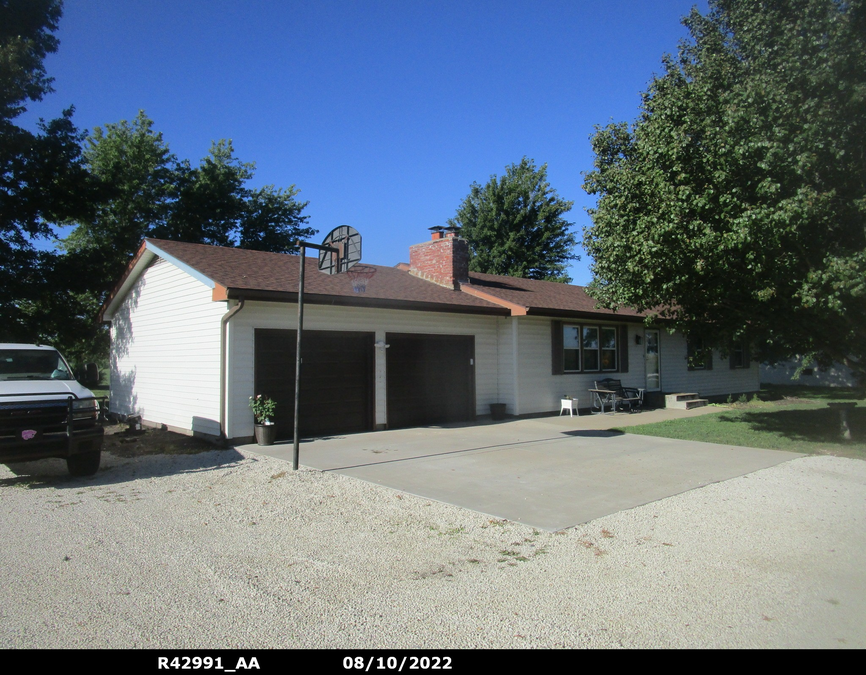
<box><xmin>254</xmin><ymin>423</ymin><xmax>277</xmax><ymax>446</ymax></box>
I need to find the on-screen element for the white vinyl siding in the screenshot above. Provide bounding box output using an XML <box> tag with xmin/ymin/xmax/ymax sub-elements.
<box><xmin>226</xmin><ymin>301</ymin><xmax>502</xmax><ymax>440</ymax></box>
<box><xmin>109</xmin><ymin>258</ymin><xmax>226</xmax><ymax>437</ymax></box>
<box><xmin>660</xmin><ymin>331</ymin><xmax>760</xmax><ymax>396</ymax></box>
<box><xmin>514</xmin><ymin>317</ymin><xmax>644</xmax><ymax>415</ymax></box>
<box><xmin>496</xmin><ymin>318</ymin><xmax>516</xmax><ymax>416</ymax></box>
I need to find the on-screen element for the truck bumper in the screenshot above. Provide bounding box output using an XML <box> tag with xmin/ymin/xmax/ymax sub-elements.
<box><xmin>0</xmin><ymin>426</ymin><xmax>104</xmax><ymax>464</ymax></box>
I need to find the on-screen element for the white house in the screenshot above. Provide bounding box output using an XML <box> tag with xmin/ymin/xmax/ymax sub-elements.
<box><xmin>100</xmin><ymin>230</ymin><xmax>760</xmax><ymax>442</ymax></box>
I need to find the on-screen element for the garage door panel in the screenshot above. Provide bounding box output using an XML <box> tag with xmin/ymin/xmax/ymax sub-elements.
<box><xmin>255</xmin><ymin>329</ymin><xmax>374</xmax><ymax>439</ymax></box>
<box><xmin>386</xmin><ymin>333</ymin><xmax>475</xmax><ymax>429</ymax></box>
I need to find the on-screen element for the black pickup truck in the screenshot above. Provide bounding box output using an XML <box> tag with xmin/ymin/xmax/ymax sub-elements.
<box><xmin>0</xmin><ymin>344</ymin><xmax>105</xmax><ymax>476</ymax></box>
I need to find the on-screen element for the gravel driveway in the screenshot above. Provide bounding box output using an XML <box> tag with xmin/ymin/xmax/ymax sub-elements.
<box><xmin>1</xmin><ymin>446</ymin><xmax>864</xmax><ymax>649</ymax></box>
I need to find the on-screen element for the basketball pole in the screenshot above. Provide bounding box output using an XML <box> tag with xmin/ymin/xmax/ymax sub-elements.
<box><xmin>293</xmin><ymin>240</ymin><xmax>339</xmax><ymax>470</ymax></box>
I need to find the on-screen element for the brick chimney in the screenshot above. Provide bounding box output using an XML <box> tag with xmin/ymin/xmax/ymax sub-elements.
<box><xmin>408</xmin><ymin>226</ymin><xmax>470</xmax><ymax>290</ymax></box>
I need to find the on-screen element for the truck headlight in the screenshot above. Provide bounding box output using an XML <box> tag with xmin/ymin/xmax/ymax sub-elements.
<box><xmin>72</xmin><ymin>398</ymin><xmax>99</xmax><ymax>419</ymax></box>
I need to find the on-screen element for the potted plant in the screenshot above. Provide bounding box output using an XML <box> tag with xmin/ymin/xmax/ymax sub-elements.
<box><xmin>249</xmin><ymin>394</ymin><xmax>277</xmax><ymax>446</ymax></box>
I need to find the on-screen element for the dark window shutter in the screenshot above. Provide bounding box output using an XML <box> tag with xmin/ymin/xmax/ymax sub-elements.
<box><xmin>729</xmin><ymin>349</ymin><xmax>736</xmax><ymax>370</ymax></box>
<box><xmin>551</xmin><ymin>320</ymin><xmax>563</xmax><ymax>375</ymax></box>
<box><xmin>619</xmin><ymin>324</ymin><xmax>629</xmax><ymax>373</ymax></box>
<box><xmin>706</xmin><ymin>350</ymin><xmax>713</xmax><ymax>371</ymax></box>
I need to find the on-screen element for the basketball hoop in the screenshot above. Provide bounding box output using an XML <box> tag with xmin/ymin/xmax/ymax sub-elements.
<box><xmin>347</xmin><ymin>265</ymin><xmax>376</xmax><ymax>293</ymax></box>
<box><xmin>318</xmin><ymin>225</ymin><xmax>361</xmax><ymax>275</ymax></box>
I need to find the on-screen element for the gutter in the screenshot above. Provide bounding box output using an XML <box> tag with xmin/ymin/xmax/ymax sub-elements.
<box><xmin>219</xmin><ymin>298</ymin><xmax>245</xmax><ymax>441</ymax></box>
<box><xmin>221</xmin><ymin>287</ymin><xmax>510</xmax><ymax>316</ymax></box>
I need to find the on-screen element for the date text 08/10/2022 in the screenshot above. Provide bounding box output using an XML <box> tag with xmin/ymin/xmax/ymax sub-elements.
<box><xmin>156</xmin><ymin>655</ymin><xmax>456</xmax><ymax>672</ymax></box>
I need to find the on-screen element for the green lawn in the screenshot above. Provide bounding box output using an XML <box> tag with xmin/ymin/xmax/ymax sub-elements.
<box><xmin>617</xmin><ymin>385</ymin><xmax>866</xmax><ymax>460</ymax></box>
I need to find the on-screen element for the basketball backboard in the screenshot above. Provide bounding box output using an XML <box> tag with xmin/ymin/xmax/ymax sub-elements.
<box><xmin>318</xmin><ymin>225</ymin><xmax>361</xmax><ymax>275</ymax></box>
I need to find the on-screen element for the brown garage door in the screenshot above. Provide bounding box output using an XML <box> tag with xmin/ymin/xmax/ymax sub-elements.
<box><xmin>386</xmin><ymin>333</ymin><xmax>475</xmax><ymax>429</ymax></box>
<box><xmin>254</xmin><ymin>329</ymin><xmax>374</xmax><ymax>439</ymax></box>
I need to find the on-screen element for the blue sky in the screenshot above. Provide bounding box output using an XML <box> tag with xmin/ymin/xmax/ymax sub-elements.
<box><xmin>24</xmin><ymin>0</ymin><xmax>709</xmax><ymax>285</ymax></box>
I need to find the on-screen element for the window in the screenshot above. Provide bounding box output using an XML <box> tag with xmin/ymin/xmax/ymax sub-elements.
<box><xmin>687</xmin><ymin>337</ymin><xmax>712</xmax><ymax>371</ymax></box>
<box><xmin>563</xmin><ymin>325</ymin><xmax>581</xmax><ymax>371</ymax></box>
<box><xmin>729</xmin><ymin>340</ymin><xmax>750</xmax><ymax>369</ymax></box>
<box><xmin>0</xmin><ymin>349</ymin><xmax>73</xmax><ymax>381</ymax></box>
<box><xmin>582</xmin><ymin>326</ymin><xmax>599</xmax><ymax>371</ymax></box>
<box><xmin>561</xmin><ymin>324</ymin><xmax>619</xmax><ymax>373</ymax></box>
<box><xmin>601</xmin><ymin>327</ymin><xmax>617</xmax><ymax>371</ymax></box>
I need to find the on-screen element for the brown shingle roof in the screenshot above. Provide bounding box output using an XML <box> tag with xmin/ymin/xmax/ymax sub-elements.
<box><xmin>463</xmin><ymin>271</ymin><xmax>646</xmax><ymax>320</ymax></box>
<box><xmin>139</xmin><ymin>239</ymin><xmax>647</xmax><ymax>320</ymax></box>
<box><xmin>146</xmin><ymin>239</ymin><xmax>509</xmax><ymax>315</ymax></box>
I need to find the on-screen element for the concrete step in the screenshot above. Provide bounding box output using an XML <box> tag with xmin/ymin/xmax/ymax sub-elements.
<box><xmin>665</xmin><ymin>393</ymin><xmax>709</xmax><ymax>410</ymax></box>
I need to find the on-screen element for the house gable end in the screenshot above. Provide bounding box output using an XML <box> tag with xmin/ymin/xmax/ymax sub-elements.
<box><xmin>101</xmin><ymin>240</ymin><xmax>219</xmax><ymax>322</ymax></box>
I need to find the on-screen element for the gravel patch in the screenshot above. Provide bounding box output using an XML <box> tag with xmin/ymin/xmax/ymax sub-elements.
<box><xmin>1</xmin><ymin>447</ymin><xmax>864</xmax><ymax>649</ymax></box>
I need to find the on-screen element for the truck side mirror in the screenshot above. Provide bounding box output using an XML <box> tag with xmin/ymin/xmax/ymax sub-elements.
<box><xmin>82</xmin><ymin>362</ymin><xmax>100</xmax><ymax>388</ymax></box>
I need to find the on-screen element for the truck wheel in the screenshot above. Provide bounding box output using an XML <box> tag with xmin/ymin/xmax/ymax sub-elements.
<box><xmin>67</xmin><ymin>451</ymin><xmax>101</xmax><ymax>477</ymax></box>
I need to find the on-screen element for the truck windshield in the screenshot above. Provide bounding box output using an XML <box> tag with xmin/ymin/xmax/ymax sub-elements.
<box><xmin>0</xmin><ymin>349</ymin><xmax>74</xmax><ymax>381</ymax></box>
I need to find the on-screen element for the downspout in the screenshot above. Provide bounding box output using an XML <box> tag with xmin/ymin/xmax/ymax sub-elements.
<box><xmin>220</xmin><ymin>298</ymin><xmax>245</xmax><ymax>442</ymax></box>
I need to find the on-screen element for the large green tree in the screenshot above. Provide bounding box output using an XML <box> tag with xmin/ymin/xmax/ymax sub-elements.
<box><xmin>160</xmin><ymin>139</ymin><xmax>253</xmax><ymax>248</ymax></box>
<box><xmin>448</xmin><ymin>157</ymin><xmax>577</xmax><ymax>282</ymax></box>
<box><xmin>0</xmin><ymin>0</ymin><xmax>94</xmax><ymax>344</ymax></box>
<box><xmin>61</xmin><ymin>112</ymin><xmax>316</xmax><ymax>364</ymax></box>
<box><xmin>0</xmin><ymin>0</ymin><xmax>60</xmax><ymax>120</ymax></box>
<box><xmin>62</xmin><ymin>111</ymin><xmax>176</xmax><ymax>290</ymax></box>
<box><xmin>583</xmin><ymin>0</ymin><xmax>866</xmax><ymax>380</ymax></box>
<box><xmin>67</xmin><ymin>114</ymin><xmax>316</xmax><ymax>284</ymax></box>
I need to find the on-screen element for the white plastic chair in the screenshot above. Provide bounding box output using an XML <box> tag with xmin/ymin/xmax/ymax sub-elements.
<box><xmin>560</xmin><ymin>397</ymin><xmax>578</xmax><ymax>417</ymax></box>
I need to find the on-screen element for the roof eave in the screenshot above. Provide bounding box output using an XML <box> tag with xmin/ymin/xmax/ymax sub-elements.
<box><xmin>223</xmin><ymin>288</ymin><xmax>511</xmax><ymax>316</ymax></box>
<box><xmin>99</xmin><ymin>241</ymin><xmax>154</xmax><ymax>323</ymax></box>
<box><xmin>524</xmin><ymin>307</ymin><xmax>648</xmax><ymax>322</ymax></box>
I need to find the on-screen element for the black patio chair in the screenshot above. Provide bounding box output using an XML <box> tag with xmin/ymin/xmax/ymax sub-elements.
<box><xmin>593</xmin><ymin>378</ymin><xmax>643</xmax><ymax>413</ymax></box>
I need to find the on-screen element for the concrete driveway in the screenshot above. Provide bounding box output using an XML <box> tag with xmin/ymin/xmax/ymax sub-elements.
<box><xmin>243</xmin><ymin>407</ymin><xmax>801</xmax><ymax>530</ymax></box>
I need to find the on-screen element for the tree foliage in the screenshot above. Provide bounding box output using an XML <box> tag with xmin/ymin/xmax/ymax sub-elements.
<box><xmin>0</xmin><ymin>0</ymin><xmax>316</xmax><ymax>365</ymax></box>
<box><xmin>161</xmin><ymin>139</ymin><xmax>254</xmax><ymax>248</ymax></box>
<box><xmin>65</xmin><ymin>113</ymin><xmax>316</xmax><ymax>287</ymax></box>
<box><xmin>239</xmin><ymin>184</ymin><xmax>313</xmax><ymax>253</ymax></box>
<box><xmin>448</xmin><ymin>157</ymin><xmax>577</xmax><ymax>282</ymax></box>
<box><xmin>0</xmin><ymin>0</ymin><xmax>95</xmax><ymax>345</ymax></box>
<box><xmin>62</xmin><ymin>111</ymin><xmax>175</xmax><ymax>288</ymax></box>
<box><xmin>583</xmin><ymin>0</ymin><xmax>866</xmax><ymax>380</ymax></box>
<box><xmin>60</xmin><ymin>111</ymin><xmax>317</xmax><ymax>363</ymax></box>
<box><xmin>0</xmin><ymin>0</ymin><xmax>61</xmax><ymax>120</ymax></box>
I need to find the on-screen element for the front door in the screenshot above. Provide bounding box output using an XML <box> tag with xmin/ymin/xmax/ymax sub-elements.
<box><xmin>645</xmin><ymin>329</ymin><xmax>661</xmax><ymax>391</ymax></box>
